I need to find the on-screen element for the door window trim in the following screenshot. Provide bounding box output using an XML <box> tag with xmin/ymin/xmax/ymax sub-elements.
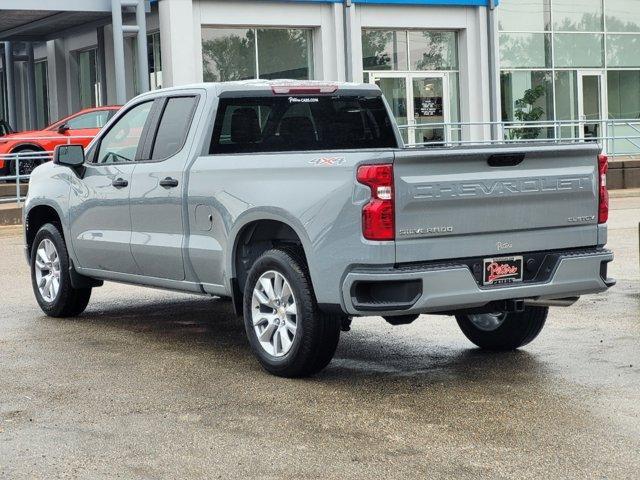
<box><xmin>137</xmin><ymin>94</ymin><xmax>200</xmax><ymax>163</ymax></box>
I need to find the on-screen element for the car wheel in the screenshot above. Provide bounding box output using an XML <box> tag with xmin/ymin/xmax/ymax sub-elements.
<box><xmin>455</xmin><ymin>306</ymin><xmax>548</xmax><ymax>350</ymax></box>
<box><xmin>30</xmin><ymin>223</ymin><xmax>92</xmax><ymax>317</ymax></box>
<box><xmin>243</xmin><ymin>247</ymin><xmax>341</xmax><ymax>378</ymax></box>
<box><xmin>9</xmin><ymin>148</ymin><xmax>41</xmax><ymax>181</ymax></box>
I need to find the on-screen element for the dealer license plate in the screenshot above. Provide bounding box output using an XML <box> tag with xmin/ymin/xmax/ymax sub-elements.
<box><xmin>483</xmin><ymin>256</ymin><xmax>523</xmax><ymax>286</ymax></box>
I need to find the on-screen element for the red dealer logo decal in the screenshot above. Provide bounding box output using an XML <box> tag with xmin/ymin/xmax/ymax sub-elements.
<box><xmin>486</xmin><ymin>261</ymin><xmax>519</xmax><ymax>283</ymax></box>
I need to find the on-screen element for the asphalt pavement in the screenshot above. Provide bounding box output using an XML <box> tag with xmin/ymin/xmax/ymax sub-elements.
<box><xmin>1</xmin><ymin>197</ymin><xmax>639</xmax><ymax>479</ymax></box>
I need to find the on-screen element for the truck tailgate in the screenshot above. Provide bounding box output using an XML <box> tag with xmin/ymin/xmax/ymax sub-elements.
<box><xmin>393</xmin><ymin>143</ymin><xmax>601</xmax><ymax>263</ymax></box>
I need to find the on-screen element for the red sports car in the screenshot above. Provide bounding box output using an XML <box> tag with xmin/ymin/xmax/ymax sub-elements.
<box><xmin>0</xmin><ymin>106</ymin><xmax>120</xmax><ymax>178</ymax></box>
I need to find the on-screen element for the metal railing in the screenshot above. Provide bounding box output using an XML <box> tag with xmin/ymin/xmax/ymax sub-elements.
<box><xmin>0</xmin><ymin>134</ymin><xmax>94</xmax><ymax>204</ymax></box>
<box><xmin>398</xmin><ymin>118</ymin><xmax>640</xmax><ymax>158</ymax></box>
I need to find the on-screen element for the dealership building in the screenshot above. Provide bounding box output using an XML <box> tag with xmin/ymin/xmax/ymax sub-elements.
<box><xmin>0</xmin><ymin>0</ymin><xmax>639</xmax><ymax>186</ymax></box>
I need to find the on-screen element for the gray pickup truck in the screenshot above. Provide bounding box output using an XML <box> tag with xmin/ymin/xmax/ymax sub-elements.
<box><xmin>23</xmin><ymin>80</ymin><xmax>615</xmax><ymax>377</ymax></box>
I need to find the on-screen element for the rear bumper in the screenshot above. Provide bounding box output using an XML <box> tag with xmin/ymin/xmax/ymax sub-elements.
<box><xmin>341</xmin><ymin>248</ymin><xmax>614</xmax><ymax>316</ymax></box>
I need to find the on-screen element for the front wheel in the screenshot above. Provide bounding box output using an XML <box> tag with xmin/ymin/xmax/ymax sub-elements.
<box><xmin>243</xmin><ymin>248</ymin><xmax>341</xmax><ymax>378</ymax></box>
<box><xmin>455</xmin><ymin>306</ymin><xmax>548</xmax><ymax>350</ymax></box>
<box><xmin>30</xmin><ymin>223</ymin><xmax>92</xmax><ymax>317</ymax></box>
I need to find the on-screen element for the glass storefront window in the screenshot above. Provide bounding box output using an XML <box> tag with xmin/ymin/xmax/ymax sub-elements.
<box><xmin>608</xmin><ymin>71</ymin><xmax>640</xmax><ymax>119</ymax></box>
<box><xmin>500</xmin><ymin>33</ymin><xmax>550</xmax><ymax>68</ymax></box>
<box><xmin>498</xmin><ymin>0</ymin><xmax>551</xmax><ymax>32</ymax></box>
<box><xmin>553</xmin><ymin>0</ymin><xmax>603</xmax><ymax>32</ymax></box>
<box><xmin>202</xmin><ymin>28</ymin><xmax>256</xmax><ymax>82</ymax></box>
<box><xmin>256</xmin><ymin>28</ymin><xmax>313</xmax><ymax>79</ymax></box>
<box><xmin>553</xmin><ymin>33</ymin><xmax>603</xmax><ymax>67</ymax></box>
<box><xmin>362</xmin><ymin>30</ymin><xmax>408</xmax><ymax>71</ymax></box>
<box><xmin>606</xmin><ymin>0</ymin><xmax>640</xmax><ymax>32</ymax></box>
<box><xmin>408</xmin><ymin>31</ymin><xmax>457</xmax><ymax>70</ymax></box>
<box><xmin>147</xmin><ymin>31</ymin><xmax>163</xmax><ymax>90</ymax></box>
<box><xmin>607</xmin><ymin>34</ymin><xmax>640</xmax><ymax>67</ymax></box>
<box><xmin>201</xmin><ymin>27</ymin><xmax>313</xmax><ymax>81</ymax></box>
<box><xmin>501</xmin><ymin>71</ymin><xmax>554</xmax><ymax>139</ymax></box>
<box><xmin>34</xmin><ymin>61</ymin><xmax>49</xmax><ymax>129</ymax></box>
<box><xmin>76</xmin><ymin>48</ymin><xmax>99</xmax><ymax>109</ymax></box>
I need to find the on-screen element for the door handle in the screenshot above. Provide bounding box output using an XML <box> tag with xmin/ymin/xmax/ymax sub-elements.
<box><xmin>159</xmin><ymin>177</ymin><xmax>179</xmax><ymax>188</ymax></box>
<box><xmin>112</xmin><ymin>178</ymin><xmax>128</xmax><ymax>188</ymax></box>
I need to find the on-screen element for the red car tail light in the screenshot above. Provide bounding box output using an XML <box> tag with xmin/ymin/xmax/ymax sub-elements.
<box><xmin>598</xmin><ymin>153</ymin><xmax>609</xmax><ymax>224</ymax></box>
<box><xmin>356</xmin><ymin>164</ymin><xmax>394</xmax><ymax>241</ymax></box>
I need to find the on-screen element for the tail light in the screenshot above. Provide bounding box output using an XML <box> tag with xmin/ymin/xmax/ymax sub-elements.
<box><xmin>356</xmin><ymin>164</ymin><xmax>394</xmax><ymax>241</ymax></box>
<box><xmin>598</xmin><ymin>153</ymin><xmax>609</xmax><ymax>224</ymax></box>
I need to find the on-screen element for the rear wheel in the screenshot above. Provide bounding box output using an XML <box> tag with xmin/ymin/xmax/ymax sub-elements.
<box><xmin>243</xmin><ymin>248</ymin><xmax>341</xmax><ymax>378</ymax></box>
<box><xmin>30</xmin><ymin>223</ymin><xmax>92</xmax><ymax>317</ymax></box>
<box><xmin>455</xmin><ymin>306</ymin><xmax>548</xmax><ymax>350</ymax></box>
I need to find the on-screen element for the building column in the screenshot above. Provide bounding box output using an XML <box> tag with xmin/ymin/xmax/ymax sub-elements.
<box><xmin>159</xmin><ymin>0</ymin><xmax>197</xmax><ymax>86</ymax></box>
<box><xmin>487</xmin><ymin>0</ymin><xmax>501</xmax><ymax>141</ymax></box>
<box><xmin>134</xmin><ymin>0</ymin><xmax>149</xmax><ymax>93</ymax></box>
<box><xmin>26</xmin><ymin>43</ymin><xmax>37</xmax><ymax>130</ymax></box>
<box><xmin>111</xmin><ymin>0</ymin><xmax>127</xmax><ymax>104</ymax></box>
<box><xmin>3</xmin><ymin>42</ymin><xmax>16</xmax><ymax>128</ymax></box>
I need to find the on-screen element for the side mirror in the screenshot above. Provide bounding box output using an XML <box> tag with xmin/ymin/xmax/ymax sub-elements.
<box><xmin>53</xmin><ymin>144</ymin><xmax>85</xmax><ymax>167</ymax></box>
<box><xmin>57</xmin><ymin>123</ymin><xmax>70</xmax><ymax>134</ymax></box>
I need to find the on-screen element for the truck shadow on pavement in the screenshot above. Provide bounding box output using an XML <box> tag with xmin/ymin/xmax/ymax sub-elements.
<box><xmin>64</xmin><ymin>294</ymin><xmax>548</xmax><ymax>387</ymax></box>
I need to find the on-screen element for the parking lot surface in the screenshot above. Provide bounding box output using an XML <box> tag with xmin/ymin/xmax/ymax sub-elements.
<box><xmin>1</xmin><ymin>197</ymin><xmax>639</xmax><ymax>479</ymax></box>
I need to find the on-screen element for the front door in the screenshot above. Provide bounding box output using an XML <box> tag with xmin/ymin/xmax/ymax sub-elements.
<box><xmin>69</xmin><ymin>100</ymin><xmax>154</xmax><ymax>274</ymax></box>
<box><xmin>369</xmin><ymin>72</ymin><xmax>449</xmax><ymax>146</ymax></box>
<box><xmin>577</xmin><ymin>71</ymin><xmax>605</xmax><ymax>142</ymax></box>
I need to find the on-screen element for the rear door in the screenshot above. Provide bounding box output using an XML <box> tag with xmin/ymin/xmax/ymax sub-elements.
<box><xmin>393</xmin><ymin>143</ymin><xmax>600</xmax><ymax>263</ymax></box>
<box><xmin>128</xmin><ymin>94</ymin><xmax>200</xmax><ymax>280</ymax></box>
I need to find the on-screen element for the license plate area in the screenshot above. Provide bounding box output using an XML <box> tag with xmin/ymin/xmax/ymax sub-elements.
<box><xmin>483</xmin><ymin>256</ymin><xmax>524</xmax><ymax>286</ymax></box>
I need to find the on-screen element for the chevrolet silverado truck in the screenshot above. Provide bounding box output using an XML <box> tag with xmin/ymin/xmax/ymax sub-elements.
<box><xmin>23</xmin><ymin>81</ymin><xmax>615</xmax><ymax>377</ymax></box>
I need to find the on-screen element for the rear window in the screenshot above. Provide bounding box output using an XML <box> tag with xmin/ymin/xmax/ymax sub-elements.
<box><xmin>210</xmin><ymin>95</ymin><xmax>397</xmax><ymax>154</ymax></box>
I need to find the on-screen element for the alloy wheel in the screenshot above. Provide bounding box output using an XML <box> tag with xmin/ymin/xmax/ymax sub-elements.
<box><xmin>34</xmin><ymin>238</ymin><xmax>61</xmax><ymax>302</ymax></box>
<box><xmin>251</xmin><ymin>270</ymin><xmax>298</xmax><ymax>357</ymax></box>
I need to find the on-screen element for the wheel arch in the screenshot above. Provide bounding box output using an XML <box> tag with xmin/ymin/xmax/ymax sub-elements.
<box><xmin>10</xmin><ymin>142</ymin><xmax>45</xmax><ymax>153</ymax></box>
<box><xmin>227</xmin><ymin>211</ymin><xmax>315</xmax><ymax>314</ymax></box>
<box><xmin>24</xmin><ymin>203</ymin><xmax>64</xmax><ymax>261</ymax></box>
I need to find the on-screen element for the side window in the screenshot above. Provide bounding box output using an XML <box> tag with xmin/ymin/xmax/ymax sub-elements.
<box><xmin>149</xmin><ymin>96</ymin><xmax>197</xmax><ymax>160</ymax></box>
<box><xmin>66</xmin><ymin>110</ymin><xmax>112</xmax><ymax>129</ymax></box>
<box><xmin>95</xmin><ymin>102</ymin><xmax>153</xmax><ymax>164</ymax></box>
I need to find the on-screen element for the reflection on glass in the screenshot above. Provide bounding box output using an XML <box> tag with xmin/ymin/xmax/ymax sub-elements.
<box><xmin>202</xmin><ymin>28</ymin><xmax>256</xmax><ymax>81</ymax></box>
<box><xmin>608</xmin><ymin>71</ymin><xmax>640</xmax><ymax>119</ymax></box>
<box><xmin>498</xmin><ymin>0</ymin><xmax>551</xmax><ymax>32</ymax></box>
<box><xmin>375</xmin><ymin>77</ymin><xmax>408</xmax><ymax>143</ymax></box>
<box><xmin>449</xmin><ymin>72</ymin><xmax>460</xmax><ymax>142</ymax></box>
<box><xmin>581</xmin><ymin>75</ymin><xmax>602</xmax><ymax>140</ymax></box>
<box><xmin>412</xmin><ymin>77</ymin><xmax>445</xmax><ymax>146</ymax></box>
<box><xmin>77</xmin><ymin>49</ymin><xmax>99</xmax><ymax>109</ymax></box>
<box><xmin>555</xmin><ymin>70</ymin><xmax>579</xmax><ymax>139</ymax></box>
<box><xmin>500</xmin><ymin>70</ymin><xmax>554</xmax><ymax>139</ymax></box>
<box><xmin>499</xmin><ymin>33</ymin><xmax>550</xmax><ymax>68</ymax></box>
<box><xmin>606</xmin><ymin>0</ymin><xmax>640</xmax><ymax>32</ymax></box>
<box><xmin>257</xmin><ymin>29</ymin><xmax>313</xmax><ymax>79</ymax></box>
<box><xmin>554</xmin><ymin>33</ymin><xmax>603</xmax><ymax>67</ymax></box>
<box><xmin>35</xmin><ymin>61</ymin><xmax>49</xmax><ymax>129</ymax></box>
<box><xmin>553</xmin><ymin>0</ymin><xmax>603</xmax><ymax>31</ymax></box>
<box><xmin>606</xmin><ymin>34</ymin><xmax>640</xmax><ymax>68</ymax></box>
<box><xmin>408</xmin><ymin>31</ymin><xmax>457</xmax><ymax>70</ymax></box>
<box><xmin>362</xmin><ymin>30</ymin><xmax>408</xmax><ymax>71</ymax></box>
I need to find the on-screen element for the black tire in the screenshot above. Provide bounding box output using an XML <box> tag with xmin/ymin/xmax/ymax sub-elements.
<box><xmin>30</xmin><ymin>223</ymin><xmax>92</xmax><ymax>317</ymax></box>
<box><xmin>455</xmin><ymin>306</ymin><xmax>548</xmax><ymax>350</ymax></box>
<box><xmin>242</xmin><ymin>247</ymin><xmax>341</xmax><ymax>378</ymax></box>
<box><xmin>9</xmin><ymin>148</ymin><xmax>42</xmax><ymax>182</ymax></box>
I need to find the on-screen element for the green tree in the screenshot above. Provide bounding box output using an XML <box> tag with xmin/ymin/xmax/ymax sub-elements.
<box><xmin>508</xmin><ymin>85</ymin><xmax>547</xmax><ymax>140</ymax></box>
